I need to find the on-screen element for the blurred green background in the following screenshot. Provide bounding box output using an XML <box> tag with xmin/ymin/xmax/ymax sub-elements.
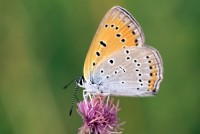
<box><xmin>0</xmin><ymin>0</ymin><xmax>200</xmax><ymax>134</ymax></box>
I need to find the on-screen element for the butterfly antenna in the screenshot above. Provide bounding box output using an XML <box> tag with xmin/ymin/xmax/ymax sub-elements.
<box><xmin>63</xmin><ymin>78</ymin><xmax>75</xmax><ymax>89</ymax></box>
<box><xmin>69</xmin><ymin>85</ymin><xmax>79</xmax><ymax>116</ymax></box>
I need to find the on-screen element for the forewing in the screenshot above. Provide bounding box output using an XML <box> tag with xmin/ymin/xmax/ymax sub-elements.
<box><xmin>83</xmin><ymin>6</ymin><xmax>145</xmax><ymax>81</ymax></box>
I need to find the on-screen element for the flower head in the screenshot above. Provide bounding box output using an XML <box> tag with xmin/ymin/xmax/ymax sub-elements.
<box><xmin>77</xmin><ymin>95</ymin><xmax>123</xmax><ymax>134</ymax></box>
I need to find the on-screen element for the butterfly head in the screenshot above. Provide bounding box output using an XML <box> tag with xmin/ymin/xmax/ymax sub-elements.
<box><xmin>76</xmin><ymin>76</ymin><xmax>86</xmax><ymax>88</ymax></box>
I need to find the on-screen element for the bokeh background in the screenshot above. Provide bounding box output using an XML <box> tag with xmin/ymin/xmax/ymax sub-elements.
<box><xmin>0</xmin><ymin>0</ymin><xmax>200</xmax><ymax>134</ymax></box>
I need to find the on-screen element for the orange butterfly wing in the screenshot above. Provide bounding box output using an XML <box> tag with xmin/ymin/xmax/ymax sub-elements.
<box><xmin>84</xmin><ymin>6</ymin><xmax>145</xmax><ymax>81</ymax></box>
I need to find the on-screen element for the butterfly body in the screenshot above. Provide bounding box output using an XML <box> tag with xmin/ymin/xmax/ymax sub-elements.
<box><xmin>77</xmin><ymin>6</ymin><xmax>163</xmax><ymax>97</ymax></box>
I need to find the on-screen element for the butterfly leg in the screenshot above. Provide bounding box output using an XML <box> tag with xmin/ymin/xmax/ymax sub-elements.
<box><xmin>83</xmin><ymin>90</ymin><xmax>94</xmax><ymax>108</ymax></box>
<box><xmin>100</xmin><ymin>92</ymin><xmax>110</xmax><ymax>106</ymax></box>
<box><xmin>83</xmin><ymin>90</ymin><xmax>89</xmax><ymax>106</ymax></box>
<box><xmin>88</xmin><ymin>93</ymin><xmax>95</xmax><ymax>107</ymax></box>
<box><xmin>106</xmin><ymin>95</ymin><xmax>110</xmax><ymax>106</ymax></box>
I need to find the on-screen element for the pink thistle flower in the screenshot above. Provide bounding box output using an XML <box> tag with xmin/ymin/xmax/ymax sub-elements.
<box><xmin>77</xmin><ymin>95</ymin><xmax>123</xmax><ymax>134</ymax></box>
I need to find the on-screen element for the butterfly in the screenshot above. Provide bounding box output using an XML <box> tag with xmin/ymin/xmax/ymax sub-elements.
<box><xmin>76</xmin><ymin>6</ymin><xmax>163</xmax><ymax>97</ymax></box>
